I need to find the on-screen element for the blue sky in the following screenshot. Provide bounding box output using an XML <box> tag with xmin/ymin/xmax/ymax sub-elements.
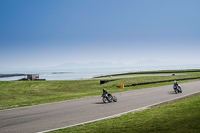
<box><xmin>0</xmin><ymin>0</ymin><xmax>200</xmax><ymax>68</ymax></box>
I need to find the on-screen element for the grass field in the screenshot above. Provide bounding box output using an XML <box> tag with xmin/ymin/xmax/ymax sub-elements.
<box><xmin>51</xmin><ymin>94</ymin><xmax>200</xmax><ymax>133</ymax></box>
<box><xmin>0</xmin><ymin>69</ymin><xmax>200</xmax><ymax>110</ymax></box>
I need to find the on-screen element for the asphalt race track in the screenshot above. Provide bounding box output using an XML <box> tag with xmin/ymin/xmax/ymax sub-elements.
<box><xmin>0</xmin><ymin>81</ymin><xmax>200</xmax><ymax>133</ymax></box>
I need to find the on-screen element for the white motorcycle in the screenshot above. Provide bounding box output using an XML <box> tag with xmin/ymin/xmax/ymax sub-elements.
<box><xmin>173</xmin><ymin>84</ymin><xmax>182</xmax><ymax>94</ymax></box>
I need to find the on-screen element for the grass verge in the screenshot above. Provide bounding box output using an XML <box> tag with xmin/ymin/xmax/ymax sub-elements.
<box><xmin>51</xmin><ymin>93</ymin><xmax>200</xmax><ymax>133</ymax></box>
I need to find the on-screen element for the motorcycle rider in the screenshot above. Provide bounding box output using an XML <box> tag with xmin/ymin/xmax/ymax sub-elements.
<box><xmin>102</xmin><ymin>88</ymin><xmax>108</xmax><ymax>96</ymax></box>
<box><xmin>174</xmin><ymin>80</ymin><xmax>178</xmax><ymax>86</ymax></box>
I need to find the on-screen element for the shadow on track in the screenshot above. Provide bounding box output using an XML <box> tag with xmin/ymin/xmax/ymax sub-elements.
<box><xmin>168</xmin><ymin>91</ymin><xmax>176</xmax><ymax>95</ymax></box>
<box><xmin>94</xmin><ymin>102</ymin><xmax>105</xmax><ymax>104</ymax></box>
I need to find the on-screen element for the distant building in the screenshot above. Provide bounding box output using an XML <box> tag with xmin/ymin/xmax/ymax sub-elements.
<box><xmin>27</xmin><ymin>74</ymin><xmax>39</xmax><ymax>80</ymax></box>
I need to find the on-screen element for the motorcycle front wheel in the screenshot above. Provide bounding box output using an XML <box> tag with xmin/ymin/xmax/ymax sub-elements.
<box><xmin>175</xmin><ymin>89</ymin><xmax>178</xmax><ymax>94</ymax></box>
<box><xmin>179</xmin><ymin>87</ymin><xmax>182</xmax><ymax>93</ymax></box>
<box><xmin>113</xmin><ymin>96</ymin><xmax>117</xmax><ymax>102</ymax></box>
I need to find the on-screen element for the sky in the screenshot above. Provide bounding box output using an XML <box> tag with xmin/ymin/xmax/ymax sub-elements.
<box><xmin>0</xmin><ymin>0</ymin><xmax>200</xmax><ymax>68</ymax></box>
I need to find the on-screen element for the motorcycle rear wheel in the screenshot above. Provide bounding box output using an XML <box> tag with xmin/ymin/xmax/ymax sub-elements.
<box><xmin>102</xmin><ymin>97</ymin><xmax>108</xmax><ymax>103</ymax></box>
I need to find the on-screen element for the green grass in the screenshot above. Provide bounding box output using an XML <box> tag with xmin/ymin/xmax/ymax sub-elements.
<box><xmin>0</xmin><ymin>70</ymin><xmax>200</xmax><ymax>110</ymax></box>
<box><xmin>51</xmin><ymin>94</ymin><xmax>200</xmax><ymax>133</ymax></box>
<box><xmin>0</xmin><ymin>80</ymin><xmax>102</xmax><ymax>109</ymax></box>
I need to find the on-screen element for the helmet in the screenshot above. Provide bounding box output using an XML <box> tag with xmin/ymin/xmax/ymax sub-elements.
<box><xmin>174</xmin><ymin>80</ymin><xmax>177</xmax><ymax>83</ymax></box>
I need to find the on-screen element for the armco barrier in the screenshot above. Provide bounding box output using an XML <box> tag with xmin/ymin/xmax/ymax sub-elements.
<box><xmin>100</xmin><ymin>80</ymin><xmax>117</xmax><ymax>84</ymax></box>
<box><xmin>116</xmin><ymin>77</ymin><xmax>200</xmax><ymax>88</ymax></box>
<box><xmin>95</xmin><ymin>69</ymin><xmax>200</xmax><ymax>79</ymax></box>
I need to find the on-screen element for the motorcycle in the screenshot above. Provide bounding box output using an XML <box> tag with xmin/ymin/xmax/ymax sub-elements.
<box><xmin>102</xmin><ymin>93</ymin><xmax>117</xmax><ymax>103</ymax></box>
<box><xmin>173</xmin><ymin>84</ymin><xmax>182</xmax><ymax>94</ymax></box>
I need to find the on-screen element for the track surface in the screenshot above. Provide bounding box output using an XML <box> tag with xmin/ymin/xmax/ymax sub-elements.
<box><xmin>0</xmin><ymin>81</ymin><xmax>200</xmax><ymax>133</ymax></box>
